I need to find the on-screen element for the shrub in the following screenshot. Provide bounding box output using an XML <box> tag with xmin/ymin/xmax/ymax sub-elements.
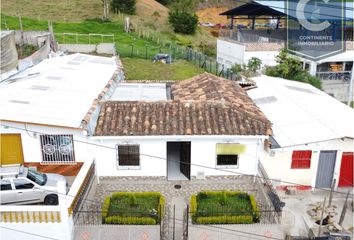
<box><xmin>168</xmin><ymin>10</ymin><xmax>198</xmax><ymax>34</ymax></box>
<box><xmin>174</xmin><ymin>34</ymin><xmax>193</xmax><ymax>47</ymax></box>
<box><xmin>195</xmin><ymin>215</ymin><xmax>253</xmax><ymax>224</ymax></box>
<box><xmin>249</xmin><ymin>195</ymin><xmax>260</xmax><ymax>223</ymax></box>
<box><xmin>112</xmin><ymin>0</ymin><xmax>136</xmax><ymax>15</ymax></box>
<box><xmin>102</xmin><ymin>196</ymin><xmax>111</xmax><ymax>223</ymax></box>
<box><xmin>105</xmin><ymin>216</ymin><xmax>156</xmax><ymax>225</ymax></box>
<box><xmin>247</xmin><ymin>57</ymin><xmax>262</xmax><ymax>73</ymax></box>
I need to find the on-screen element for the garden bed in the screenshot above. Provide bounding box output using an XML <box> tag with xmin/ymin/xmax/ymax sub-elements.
<box><xmin>190</xmin><ymin>191</ymin><xmax>259</xmax><ymax>224</ymax></box>
<box><xmin>102</xmin><ymin>192</ymin><xmax>164</xmax><ymax>225</ymax></box>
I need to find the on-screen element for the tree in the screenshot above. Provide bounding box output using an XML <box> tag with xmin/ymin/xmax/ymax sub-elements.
<box><xmin>112</xmin><ymin>0</ymin><xmax>136</xmax><ymax>15</ymax></box>
<box><xmin>102</xmin><ymin>0</ymin><xmax>109</xmax><ymax>19</ymax></box>
<box><xmin>168</xmin><ymin>11</ymin><xmax>198</xmax><ymax>34</ymax></box>
<box><xmin>247</xmin><ymin>57</ymin><xmax>262</xmax><ymax>73</ymax></box>
<box><xmin>265</xmin><ymin>49</ymin><xmax>322</xmax><ymax>89</ymax></box>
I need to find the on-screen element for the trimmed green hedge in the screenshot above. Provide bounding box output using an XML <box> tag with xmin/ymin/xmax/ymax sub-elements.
<box><xmin>190</xmin><ymin>191</ymin><xmax>260</xmax><ymax>224</ymax></box>
<box><xmin>195</xmin><ymin>215</ymin><xmax>253</xmax><ymax>224</ymax></box>
<box><xmin>102</xmin><ymin>192</ymin><xmax>164</xmax><ymax>225</ymax></box>
<box><xmin>105</xmin><ymin>216</ymin><xmax>156</xmax><ymax>225</ymax></box>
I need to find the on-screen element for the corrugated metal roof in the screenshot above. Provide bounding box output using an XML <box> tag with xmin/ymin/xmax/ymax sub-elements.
<box><xmin>0</xmin><ymin>53</ymin><xmax>119</xmax><ymax>128</ymax></box>
<box><xmin>248</xmin><ymin>75</ymin><xmax>354</xmax><ymax>148</ymax></box>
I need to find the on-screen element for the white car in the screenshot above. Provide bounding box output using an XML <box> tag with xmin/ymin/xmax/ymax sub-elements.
<box><xmin>0</xmin><ymin>165</ymin><xmax>67</xmax><ymax>205</ymax></box>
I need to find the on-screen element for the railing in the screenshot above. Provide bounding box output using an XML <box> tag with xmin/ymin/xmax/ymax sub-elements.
<box><xmin>0</xmin><ymin>206</ymin><xmax>61</xmax><ymax>223</ymax></box>
<box><xmin>316</xmin><ymin>71</ymin><xmax>352</xmax><ymax>81</ymax></box>
<box><xmin>219</xmin><ymin>29</ymin><xmax>285</xmax><ymax>44</ymax></box>
<box><xmin>67</xmin><ymin>158</ymin><xmax>95</xmax><ymax>218</ymax></box>
<box><xmin>257</xmin><ymin>162</ymin><xmax>284</xmax><ymax>223</ymax></box>
<box><xmin>55</xmin><ymin>33</ymin><xmax>115</xmax><ymax>44</ymax></box>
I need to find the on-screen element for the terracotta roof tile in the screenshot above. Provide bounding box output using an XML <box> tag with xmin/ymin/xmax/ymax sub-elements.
<box><xmin>94</xmin><ymin>73</ymin><xmax>272</xmax><ymax>136</ymax></box>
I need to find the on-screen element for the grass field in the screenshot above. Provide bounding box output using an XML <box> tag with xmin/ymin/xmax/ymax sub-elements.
<box><xmin>122</xmin><ymin>58</ymin><xmax>204</xmax><ymax>80</ymax></box>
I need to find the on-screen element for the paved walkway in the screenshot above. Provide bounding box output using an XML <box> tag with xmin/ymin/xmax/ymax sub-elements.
<box><xmin>74</xmin><ymin>175</ymin><xmax>279</xmax><ymax>240</ymax></box>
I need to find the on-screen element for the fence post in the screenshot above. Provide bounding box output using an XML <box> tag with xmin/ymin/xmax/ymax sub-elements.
<box><xmin>186</xmin><ymin>205</ymin><xmax>189</xmax><ymax>239</ymax></box>
<box><xmin>76</xmin><ymin>33</ymin><xmax>78</xmax><ymax>44</ymax></box>
<box><xmin>215</xmin><ymin>62</ymin><xmax>218</xmax><ymax>75</ymax></box>
<box><xmin>145</xmin><ymin>45</ymin><xmax>148</xmax><ymax>59</ymax></box>
<box><xmin>131</xmin><ymin>44</ymin><xmax>134</xmax><ymax>57</ymax></box>
<box><xmin>173</xmin><ymin>204</ymin><xmax>175</xmax><ymax>240</ymax></box>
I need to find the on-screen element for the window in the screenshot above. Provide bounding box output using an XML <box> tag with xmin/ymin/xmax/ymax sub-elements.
<box><xmin>291</xmin><ymin>150</ymin><xmax>312</xmax><ymax>169</ymax></box>
<box><xmin>217</xmin><ymin>155</ymin><xmax>238</xmax><ymax>166</ymax></box>
<box><xmin>1</xmin><ymin>180</ymin><xmax>12</xmax><ymax>191</ymax></box>
<box><xmin>117</xmin><ymin>145</ymin><xmax>140</xmax><ymax>169</ymax></box>
<box><xmin>40</xmin><ymin>135</ymin><xmax>75</xmax><ymax>163</ymax></box>
<box><xmin>216</xmin><ymin>143</ymin><xmax>245</xmax><ymax>168</ymax></box>
<box><xmin>14</xmin><ymin>179</ymin><xmax>34</xmax><ymax>189</ymax></box>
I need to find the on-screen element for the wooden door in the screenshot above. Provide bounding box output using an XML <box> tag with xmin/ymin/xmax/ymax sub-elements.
<box><xmin>0</xmin><ymin>134</ymin><xmax>24</xmax><ymax>165</ymax></box>
<box><xmin>338</xmin><ymin>152</ymin><xmax>353</xmax><ymax>187</ymax></box>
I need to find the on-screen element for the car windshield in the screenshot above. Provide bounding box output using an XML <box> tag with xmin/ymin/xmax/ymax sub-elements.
<box><xmin>27</xmin><ymin>169</ymin><xmax>47</xmax><ymax>186</ymax></box>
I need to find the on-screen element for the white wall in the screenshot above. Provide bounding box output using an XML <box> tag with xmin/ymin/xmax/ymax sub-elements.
<box><xmin>244</xmin><ymin>51</ymin><xmax>278</xmax><ymax>67</ymax></box>
<box><xmin>217</xmin><ymin>39</ymin><xmax>245</xmax><ymax>69</ymax></box>
<box><xmin>217</xmin><ymin>39</ymin><xmax>279</xmax><ymax>69</ymax></box>
<box><xmin>262</xmin><ymin>138</ymin><xmax>354</xmax><ymax>188</ymax></box>
<box><xmin>0</xmin><ymin>121</ymin><xmax>90</xmax><ymax>163</ymax></box>
<box><xmin>93</xmin><ymin>136</ymin><xmax>264</xmax><ymax>177</ymax></box>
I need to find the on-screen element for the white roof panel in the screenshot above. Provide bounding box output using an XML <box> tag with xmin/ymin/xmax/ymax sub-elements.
<box><xmin>111</xmin><ymin>83</ymin><xmax>167</xmax><ymax>101</ymax></box>
<box><xmin>248</xmin><ymin>75</ymin><xmax>354</xmax><ymax>147</ymax></box>
<box><xmin>0</xmin><ymin>53</ymin><xmax>118</xmax><ymax>128</ymax></box>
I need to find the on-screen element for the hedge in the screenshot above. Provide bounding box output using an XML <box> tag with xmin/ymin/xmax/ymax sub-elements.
<box><xmin>102</xmin><ymin>196</ymin><xmax>111</xmax><ymax>221</ymax></box>
<box><xmin>195</xmin><ymin>215</ymin><xmax>253</xmax><ymax>224</ymax></box>
<box><xmin>191</xmin><ymin>191</ymin><xmax>260</xmax><ymax>224</ymax></box>
<box><xmin>105</xmin><ymin>216</ymin><xmax>156</xmax><ymax>225</ymax></box>
<box><xmin>249</xmin><ymin>195</ymin><xmax>260</xmax><ymax>222</ymax></box>
<box><xmin>102</xmin><ymin>192</ymin><xmax>164</xmax><ymax>224</ymax></box>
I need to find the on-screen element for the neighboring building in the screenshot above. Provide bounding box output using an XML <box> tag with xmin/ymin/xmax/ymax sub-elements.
<box><xmin>217</xmin><ymin>1</ymin><xmax>354</xmax><ymax>83</ymax></box>
<box><xmin>92</xmin><ymin>73</ymin><xmax>272</xmax><ymax>180</ymax></box>
<box><xmin>0</xmin><ymin>53</ymin><xmax>124</xmax><ymax>240</ymax></box>
<box><xmin>0</xmin><ymin>53</ymin><xmax>123</xmax><ymax>166</ymax></box>
<box><xmin>247</xmin><ymin>75</ymin><xmax>354</xmax><ymax>189</ymax></box>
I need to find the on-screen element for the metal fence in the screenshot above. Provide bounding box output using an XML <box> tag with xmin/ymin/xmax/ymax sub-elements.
<box><xmin>257</xmin><ymin>162</ymin><xmax>285</xmax><ymax>223</ymax></box>
<box><xmin>53</xmin><ymin>32</ymin><xmax>242</xmax><ymax>81</ymax></box>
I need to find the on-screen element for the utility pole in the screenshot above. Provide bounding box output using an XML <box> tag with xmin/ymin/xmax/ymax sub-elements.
<box><xmin>318</xmin><ymin>197</ymin><xmax>326</xmax><ymax>237</ymax></box>
<box><xmin>348</xmin><ymin>63</ymin><xmax>354</xmax><ymax>107</ymax></box>
<box><xmin>328</xmin><ymin>179</ymin><xmax>336</xmax><ymax>207</ymax></box>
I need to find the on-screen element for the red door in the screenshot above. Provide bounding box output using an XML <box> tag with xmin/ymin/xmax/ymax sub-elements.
<box><xmin>338</xmin><ymin>152</ymin><xmax>354</xmax><ymax>187</ymax></box>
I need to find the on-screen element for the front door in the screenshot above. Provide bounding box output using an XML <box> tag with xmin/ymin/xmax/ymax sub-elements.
<box><xmin>180</xmin><ymin>142</ymin><xmax>191</xmax><ymax>180</ymax></box>
<box><xmin>315</xmin><ymin>151</ymin><xmax>337</xmax><ymax>188</ymax></box>
<box><xmin>338</xmin><ymin>152</ymin><xmax>354</xmax><ymax>187</ymax></box>
<box><xmin>167</xmin><ymin>142</ymin><xmax>191</xmax><ymax>180</ymax></box>
<box><xmin>0</xmin><ymin>134</ymin><xmax>24</xmax><ymax>165</ymax></box>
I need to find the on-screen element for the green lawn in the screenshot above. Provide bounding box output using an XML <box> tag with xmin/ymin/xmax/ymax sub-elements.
<box><xmin>191</xmin><ymin>191</ymin><xmax>260</xmax><ymax>224</ymax></box>
<box><xmin>122</xmin><ymin>58</ymin><xmax>205</xmax><ymax>80</ymax></box>
<box><xmin>102</xmin><ymin>192</ymin><xmax>164</xmax><ymax>224</ymax></box>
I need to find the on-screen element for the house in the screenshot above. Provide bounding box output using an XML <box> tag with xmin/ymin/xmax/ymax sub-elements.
<box><xmin>247</xmin><ymin>75</ymin><xmax>354</xmax><ymax>189</ymax></box>
<box><xmin>91</xmin><ymin>73</ymin><xmax>272</xmax><ymax>180</ymax></box>
<box><xmin>217</xmin><ymin>1</ymin><xmax>354</xmax><ymax>86</ymax></box>
<box><xmin>0</xmin><ymin>53</ymin><xmax>123</xmax><ymax>240</ymax></box>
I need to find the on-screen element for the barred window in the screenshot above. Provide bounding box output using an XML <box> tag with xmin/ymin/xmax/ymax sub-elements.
<box><xmin>117</xmin><ymin>145</ymin><xmax>140</xmax><ymax>169</ymax></box>
<box><xmin>40</xmin><ymin>135</ymin><xmax>75</xmax><ymax>163</ymax></box>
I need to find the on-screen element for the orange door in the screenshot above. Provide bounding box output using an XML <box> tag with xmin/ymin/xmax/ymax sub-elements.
<box><xmin>338</xmin><ymin>152</ymin><xmax>354</xmax><ymax>187</ymax></box>
<box><xmin>0</xmin><ymin>134</ymin><xmax>25</xmax><ymax>165</ymax></box>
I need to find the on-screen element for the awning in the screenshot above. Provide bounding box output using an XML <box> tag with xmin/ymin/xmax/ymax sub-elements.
<box><xmin>216</xmin><ymin>143</ymin><xmax>246</xmax><ymax>155</ymax></box>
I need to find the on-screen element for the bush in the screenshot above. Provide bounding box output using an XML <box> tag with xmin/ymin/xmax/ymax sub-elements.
<box><xmin>168</xmin><ymin>10</ymin><xmax>198</xmax><ymax>34</ymax></box>
<box><xmin>174</xmin><ymin>34</ymin><xmax>193</xmax><ymax>47</ymax></box>
<box><xmin>249</xmin><ymin>195</ymin><xmax>260</xmax><ymax>223</ymax></box>
<box><xmin>247</xmin><ymin>57</ymin><xmax>262</xmax><ymax>73</ymax></box>
<box><xmin>195</xmin><ymin>215</ymin><xmax>253</xmax><ymax>224</ymax></box>
<box><xmin>112</xmin><ymin>0</ymin><xmax>136</xmax><ymax>15</ymax></box>
<box><xmin>105</xmin><ymin>216</ymin><xmax>156</xmax><ymax>225</ymax></box>
<box><xmin>102</xmin><ymin>196</ymin><xmax>111</xmax><ymax>222</ymax></box>
<box><xmin>264</xmin><ymin>49</ymin><xmax>322</xmax><ymax>89</ymax></box>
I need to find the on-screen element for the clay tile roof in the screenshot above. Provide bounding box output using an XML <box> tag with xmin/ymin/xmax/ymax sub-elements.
<box><xmin>94</xmin><ymin>73</ymin><xmax>272</xmax><ymax>136</ymax></box>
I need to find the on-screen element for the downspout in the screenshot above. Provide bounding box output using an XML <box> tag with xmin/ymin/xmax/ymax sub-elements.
<box><xmin>254</xmin><ymin>138</ymin><xmax>262</xmax><ymax>183</ymax></box>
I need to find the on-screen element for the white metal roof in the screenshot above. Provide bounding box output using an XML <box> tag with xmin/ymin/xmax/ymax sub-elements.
<box><xmin>248</xmin><ymin>75</ymin><xmax>354</xmax><ymax>147</ymax></box>
<box><xmin>0</xmin><ymin>53</ymin><xmax>118</xmax><ymax>128</ymax></box>
<box><xmin>110</xmin><ymin>83</ymin><xmax>167</xmax><ymax>101</ymax></box>
<box><xmin>254</xmin><ymin>0</ymin><xmax>354</xmax><ymax>21</ymax></box>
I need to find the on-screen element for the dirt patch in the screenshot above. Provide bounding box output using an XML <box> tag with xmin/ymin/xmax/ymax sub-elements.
<box><xmin>196</xmin><ymin>7</ymin><xmax>229</xmax><ymax>25</ymax></box>
<box><xmin>136</xmin><ymin>0</ymin><xmax>169</xmax><ymax>20</ymax></box>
